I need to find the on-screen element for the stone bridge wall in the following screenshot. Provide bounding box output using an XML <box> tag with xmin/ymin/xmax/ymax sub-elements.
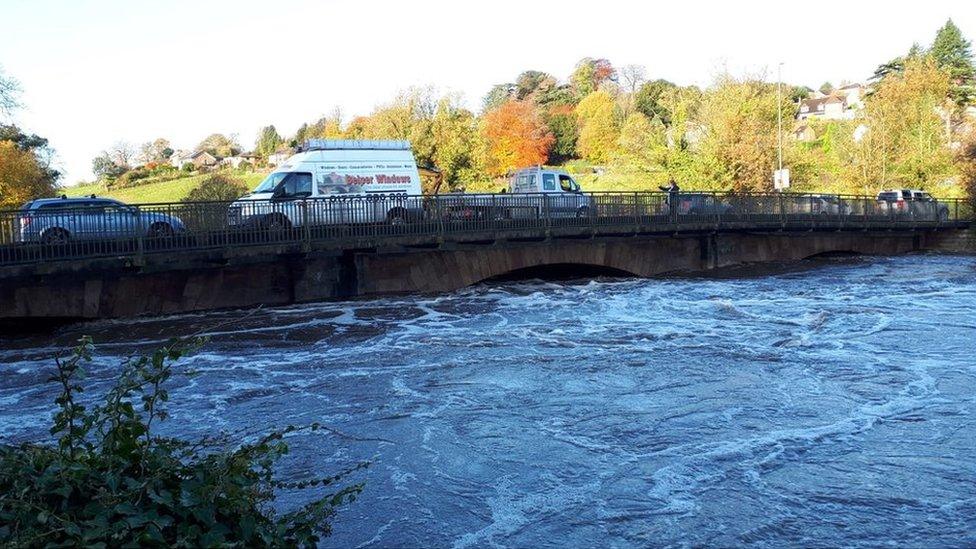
<box><xmin>0</xmin><ymin>230</ymin><xmax>950</xmax><ymax>323</ymax></box>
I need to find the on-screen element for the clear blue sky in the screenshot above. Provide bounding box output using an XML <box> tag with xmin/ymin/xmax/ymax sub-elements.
<box><xmin>1</xmin><ymin>0</ymin><xmax>973</xmax><ymax>183</ymax></box>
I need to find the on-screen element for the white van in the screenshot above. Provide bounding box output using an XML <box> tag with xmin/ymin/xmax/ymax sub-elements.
<box><xmin>227</xmin><ymin>139</ymin><xmax>423</xmax><ymax>229</ymax></box>
<box><xmin>507</xmin><ymin>166</ymin><xmax>593</xmax><ymax>217</ymax></box>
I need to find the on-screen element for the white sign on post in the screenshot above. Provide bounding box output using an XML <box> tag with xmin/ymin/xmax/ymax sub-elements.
<box><xmin>773</xmin><ymin>168</ymin><xmax>790</xmax><ymax>191</ymax></box>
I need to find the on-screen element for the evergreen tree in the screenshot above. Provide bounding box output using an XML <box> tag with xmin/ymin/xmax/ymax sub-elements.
<box><xmin>930</xmin><ymin>19</ymin><xmax>975</xmax><ymax>105</ymax></box>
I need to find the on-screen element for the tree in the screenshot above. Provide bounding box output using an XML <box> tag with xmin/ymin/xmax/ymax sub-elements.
<box><xmin>854</xmin><ymin>56</ymin><xmax>953</xmax><ymax>189</ymax></box>
<box><xmin>108</xmin><ymin>141</ymin><xmax>135</xmax><ymax>169</ymax></box>
<box><xmin>0</xmin><ymin>336</ymin><xmax>364</xmax><ymax>547</ymax></box>
<box><xmin>139</xmin><ymin>138</ymin><xmax>172</xmax><ymax>164</ymax></box>
<box><xmin>959</xmin><ymin>130</ymin><xmax>976</xmax><ymax>211</ymax></box>
<box><xmin>255</xmin><ymin>125</ymin><xmax>282</xmax><ymax>158</ymax></box>
<box><xmin>614</xmin><ymin>111</ymin><xmax>666</xmax><ymax>176</ymax></box>
<box><xmin>196</xmin><ymin>133</ymin><xmax>241</xmax><ymax>158</ymax></box>
<box><xmin>696</xmin><ymin>74</ymin><xmax>788</xmax><ymax>192</ymax></box>
<box><xmin>427</xmin><ymin>95</ymin><xmax>481</xmax><ymax>190</ymax></box>
<box><xmin>0</xmin><ymin>141</ymin><xmax>56</xmax><ymax>209</ymax></box>
<box><xmin>480</xmin><ymin>99</ymin><xmax>554</xmax><ymax>176</ymax></box>
<box><xmin>183</xmin><ymin>174</ymin><xmax>248</xmax><ymax>202</ymax></box>
<box><xmin>819</xmin><ymin>82</ymin><xmax>834</xmax><ymax>95</ymax></box>
<box><xmin>575</xmin><ymin>90</ymin><xmax>621</xmax><ymax>164</ymax></box>
<box><xmin>482</xmin><ymin>83</ymin><xmax>515</xmax><ymax>112</ymax></box>
<box><xmin>543</xmin><ymin>104</ymin><xmax>578</xmax><ymax>163</ymax></box>
<box><xmin>299</xmin><ymin>108</ymin><xmax>344</xmax><ymax>142</ymax></box>
<box><xmin>91</xmin><ymin>152</ymin><xmax>126</xmax><ymax>181</ymax></box>
<box><xmin>619</xmin><ymin>65</ymin><xmax>647</xmax><ymax>95</ymax></box>
<box><xmin>0</xmin><ymin>66</ymin><xmax>19</xmax><ymax>119</ymax></box>
<box><xmin>634</xmin><ymin>79</ymin><xmax>678</xmax><ymax>125</ymax></box>
<box><xmin>515</xmin><ymin>70</ymin><xmax>556</xmax><ymax>100</ymax></box>
<box><xmin>571</xmin><ymin>58</ymin><xmax>616</xmax><ymax>97</ymax></box>
<box><xmin>0</xmin><ymin>124</ymin><xmax>60</xmax><ymax>185</ymax></box>
<box><xmin>930</xmin><ymin>19</ymin><xmax>975</xmax><ymax>105</ymax></box>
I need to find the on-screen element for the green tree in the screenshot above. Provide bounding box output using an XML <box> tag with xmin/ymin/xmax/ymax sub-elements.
<box><xmin>634</xmin><ymin>79</ymin><xmax>678</xmax><ymax>125</ymax></box>
<box><xmin>819</xmin><ymin>82</ymin><xmax>834</xmax><ymax>95</ymax></box>
<box><xmin>196</xmin><ymin>133</ymin><xmax>241</xmax><ymax>158</ymax></box>
<box><xmin>614</xmin><ymin>111</ymin><xmax>665</xmax><ymax>176</ymax></box>
<box><xmin>427</xmin><ymin>95</ymin><xmax>481</xmax><ymax>190</ymax></box>
<box><xmin>138</xmin><ymin>138</ymin><xmax>171</xmax><ymax>164</ymax></box>
<box><xmin>930</xmin><ymin>19</ymin><xmax>975</xmax><ymax>105</ymax></box>
<box><xmin>515</xmin><ymin>70</ymin><xmax>555</xmax><ymax>100</ymax></box>
<box><xmin>543</xmin><ymin>105</ymin><xmax>578</xmax><ymax>163</ymax></box>
<box><xmin>184</xmin><ymin>174</ymin><xmax>247</xmax><ymax>202</ymax></box>
<box><xmin>91</xmin><ymin>152</ymin><xmax>125</xmax><ymax>181</ymax></box>
<box><xmin>696</xmin><ymin>74</ymin><xmax>789</xmax><ymax>192</ymax></box>
<box><xmin>575</xmin><ymin>90</ymin><xmax>621</xmax><ymax>163</ymax></box>
<box><xmin>482</xmin><ymin>83</ymin><xmax>515</xmax><ymax>112</ymax></box>
<box><xmin>571</xmin><ymin>58</ymin><xmax>616</xmax><ymax>97</ymax></box>
<box><xmin>255</xmin><ymin>125</ymin><xmax>282</xmax><ymax>157</ymax></box>
<box><xmin>0</xmin><ymin>336</ymin><xmax>364</xmax><ymax>547</ymax></box>
<box><xmin>855</xmin><ymin>56</ymin><xmax>954</xmax><ymax>189</ymax></box>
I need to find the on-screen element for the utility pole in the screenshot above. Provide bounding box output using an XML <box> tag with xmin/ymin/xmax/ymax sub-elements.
<box><xmin>777</xmin><ymin>62</ymin><xmax>783</xmax><ymax>174</ymax></box>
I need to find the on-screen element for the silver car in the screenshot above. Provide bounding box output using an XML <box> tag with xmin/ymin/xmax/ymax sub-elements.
<box><xmin>16</xmin><ymin>197</ymin><xmax>186</xmax><ymax>244</ymax></box>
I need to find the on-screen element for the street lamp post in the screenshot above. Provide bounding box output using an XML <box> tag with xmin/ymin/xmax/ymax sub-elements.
<box><xmin>777</xmin><ymin>62</ymin><xmax>783</xmax><ymax>175</ymax></box>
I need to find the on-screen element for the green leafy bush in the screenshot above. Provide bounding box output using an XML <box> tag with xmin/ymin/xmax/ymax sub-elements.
<box><xmin>0</xmin><ymin>336</ymin><xmax>365</xmax><ymax>547</ymax></box>
<box><xmin>183</xmin><ymin>174</ymin><xmax>248</xmax><ymax>203</ymax></box>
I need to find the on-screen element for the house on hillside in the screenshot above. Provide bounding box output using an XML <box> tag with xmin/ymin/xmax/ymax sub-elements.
<box><xmin>267</xmin><ymin>152</ymin><xmax>290</xmax><ymax>167</ymax></box>
<box><xmin>793</xmin><ymin>124</ymin><xmax>816</xmax><ymax>141</ymax></box>
<box><xmin>797</xmin><ymin>83</ymin><xmax>866</xmax><ymax>121</ymax></box>
<box><xmin>171</xmin><ymin>150</ymin><xmax>218</xmax><ymax>169</ymax></box>
<box><xmin>220</xmin><ymin>152</ymin><xmax>260</xmax><ymax>169</ymax></box>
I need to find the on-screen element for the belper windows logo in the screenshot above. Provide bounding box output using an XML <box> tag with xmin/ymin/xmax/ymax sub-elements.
<box><xmin>338</xmin><ymin>174</ymin><xmax>411</xmax><ymax>185</ymax></box>
<box><xmin>376</xmin><ymin>174</ymin><xmax>410</xmax><ymax>185</ymax></box>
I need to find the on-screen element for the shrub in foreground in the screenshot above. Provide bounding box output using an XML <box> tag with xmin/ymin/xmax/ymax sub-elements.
<box><xmin>183</xmin><ymin>174</ymin><xmax>248</xmax><ymax>203</ymax></box>
<box><xmin>0</xmin><ymin>336</ymin><xmax>365</xmax><ymax>547</ymax></box>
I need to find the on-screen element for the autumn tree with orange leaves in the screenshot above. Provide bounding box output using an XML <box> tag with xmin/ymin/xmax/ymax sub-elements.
<box><xmin>480</xmin><ymin>100</ymin><xmax>554</xmax><ymax>176</ymax></box>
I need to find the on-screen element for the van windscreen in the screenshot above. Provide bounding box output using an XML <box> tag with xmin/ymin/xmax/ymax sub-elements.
<box><xmin>254</xmin><ymin>172</ymin><xmax>289</xmax><ymax>193</ymax></box>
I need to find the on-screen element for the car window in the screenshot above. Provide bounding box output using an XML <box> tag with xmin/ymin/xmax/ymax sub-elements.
<box><xmin>542</xmin><ymin>173</ymin><xmax>556</xmax><ymax>191</ymax></box>
<box><xmin>878</xmin><ymin>192</ymin><xmax>897</xmax><ymax>201</ymax></box>
<box><xmin>558</xmin><ymin>174</ymin><xmax>574</xmax><ymax>192</ymax></box>
<box><xmin>901</xmin><ymin>190</ymin><xmax>912</xmax><ymax>199</ymax></box>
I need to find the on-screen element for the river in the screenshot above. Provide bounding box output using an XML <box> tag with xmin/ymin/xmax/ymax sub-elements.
<box><xmin>2</xmin><ymin>254</ymin><xmax>975</xmax><ymax>548</ymax></box>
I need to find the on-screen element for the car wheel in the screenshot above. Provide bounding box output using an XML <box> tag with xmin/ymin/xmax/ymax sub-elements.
<box><xmin>148</xmin><ymin>222</ymin><xmax>174</xmax><ymax>238</ymax></box>
<box><xmin>42</xmin><ymin>228</ymin><xmax>69</xmax><ymax>245</ymax></box>
<box><xmin>387</xmin><ymin>209</ymin><xmax>407</xmax><ymax>226</ymax></box>
<box><xmin>264</xmin><ymin>214</ymin><xmax>291</xmax><ymax>231</ymax></box>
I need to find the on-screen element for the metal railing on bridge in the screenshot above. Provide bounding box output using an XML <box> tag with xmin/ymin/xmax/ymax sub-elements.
<box><xmin>0</xmin><ymin>191</ymin><xmax>970</xmax><ymax>266</ymax></box>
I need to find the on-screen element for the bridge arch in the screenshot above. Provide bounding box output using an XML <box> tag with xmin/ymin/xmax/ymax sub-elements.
<box><xmin>481</xmin><ymin>262</ymin><xmax>639</xmax><ymax>283</ymax></box>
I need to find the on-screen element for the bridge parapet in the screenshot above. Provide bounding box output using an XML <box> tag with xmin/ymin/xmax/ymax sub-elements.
<box><xmin>0</xmin><ymin>191</ymin><xmax>970</xmax><ymax>268</ymax></box>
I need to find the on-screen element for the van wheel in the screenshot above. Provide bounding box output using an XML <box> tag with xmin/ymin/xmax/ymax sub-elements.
<box><xmin>42</xmin><ymin>228</ymin><xmax>69</xmax><ymax>245</ymax></box>
<box><xmin>264</xmin><ymin>214</ymin><xmax>291</xmax><ymax>231</ymax></box>
<box><xmin>575</xmin><ymin>206</ymin><xmax>590</xmax><ymax>218</ymax></box>
<box><xmin>387</xmin><ymin>208</ymin><xmax>408</xmax><ymax>226</ymax></box>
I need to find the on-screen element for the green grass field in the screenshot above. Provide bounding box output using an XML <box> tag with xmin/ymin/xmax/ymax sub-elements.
<box><xmin>64</xmin><ymin>172</ymin><xmax>267</xmax><ymax>204</ymax></box>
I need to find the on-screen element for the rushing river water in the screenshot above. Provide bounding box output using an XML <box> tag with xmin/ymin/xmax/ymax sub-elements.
<box><xmin>2</xmin><ymin>254</ymin><xmax>976</xmax><ymax>547</ymax></box>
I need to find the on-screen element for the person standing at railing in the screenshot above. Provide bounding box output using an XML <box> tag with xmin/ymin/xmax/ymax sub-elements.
<box><xmin>659</xmin><ymin>179</ymin><xmax>680</xmax><ymax>222</ymax></box>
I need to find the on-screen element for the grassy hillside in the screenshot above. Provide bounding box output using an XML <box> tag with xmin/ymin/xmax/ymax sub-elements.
<box><xmin>64</xmin><ymin>172</ymin><xmax>266</xmax><ymax>204</ymax></box>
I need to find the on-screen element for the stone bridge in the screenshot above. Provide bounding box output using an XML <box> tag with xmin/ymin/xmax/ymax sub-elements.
<box><xmin>0</xmin><ymin>223</ymin><xmax>968</xmax><ymax>325</ymax></box>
